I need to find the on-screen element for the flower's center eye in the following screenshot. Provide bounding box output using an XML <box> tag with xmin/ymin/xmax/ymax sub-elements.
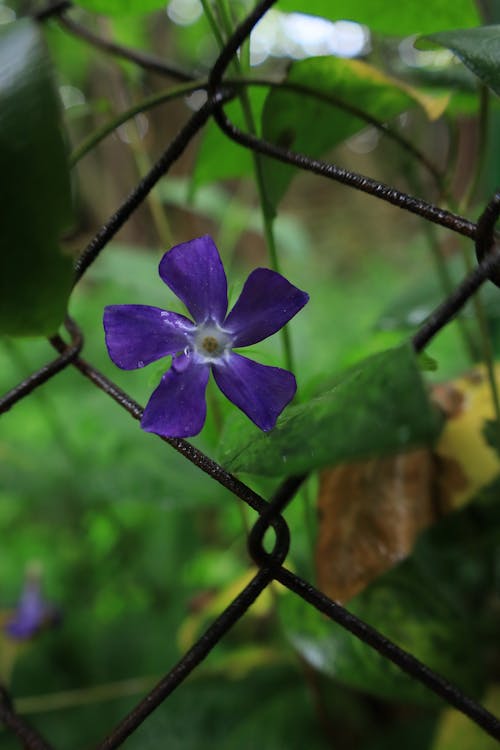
<box><xmin>201</xmin><ymin>335</ymin><xmax>219</xmax><ymax>354</ymax></box>
<box><xmin>193</xmin><ymin>323</ymin><xmax>232</xmax><ymax>361</ymax></box>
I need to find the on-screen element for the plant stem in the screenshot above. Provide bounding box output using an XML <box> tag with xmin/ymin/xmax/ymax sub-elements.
<box><xmin>70</xmin><ymin>81</ymin><xmax>206</xmax><ymax>166</ymax></box>
<box><xmin>207</xmin><ymin>0</ymin><xmax>294</xmax><ymax>372</ymax></box>
<box><xmin>406</xmin><ymin>167</ymin><xmax>477</xmax><ymax>363</ymax></box>
<box><xmin>71</xmin><ymin>76</ymin><xmax>444</xmax><ymax>191</ymax></box>
<box><xmin>103</xmin><ymin>22</ymin><xmax>173</xmax><ymax>249</ymax></box>
<box><xmin>455</xmin><ymin>84</ymin><xmax>500</xmax><ymax>424</ymax></box>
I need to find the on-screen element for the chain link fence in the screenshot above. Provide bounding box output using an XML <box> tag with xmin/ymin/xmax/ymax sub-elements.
<box><xmin>1</xmin><ymin>0</ymin><xmax>500</xmax><ymax>747</ymax></box>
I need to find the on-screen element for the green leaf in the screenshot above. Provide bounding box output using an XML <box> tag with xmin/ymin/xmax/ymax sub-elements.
<box><xmin>482</xmin><ymin>419</ymin><xmax>500</xmax><ymax>458</ymax></box>
<box><xmin>424</xmin><ymin>26</ymin><xmax>500</xmax><ymax>96</ymax></box>
<box><xmin>280</xmin><ymin>478</ymin><xmax>500</xmax><ymax>704</ymax></box>
<box><xmin>260</xmin><ymin>56</ymin><xmax>443</xmax><ymax>212</ymax></box>
<box><xmin>191</xmin><ymin>87</ymin><xmax>267</xmax><ymax>191</ymax></box>
<box><xmin>0</xmin><ymin>20</ymin><xmax>73</xmax><ymax>337</ymax></box>
<box><xmin>221</xmin><ymin>343</ymin><xmax>443</xmax><ymax>477</ymax></box>
<box><xmin>277</xmin><ymin>1</ymin><xmax>479</xmax><ymax>36</ymax></box>
<box><xmin>72</xmin><ymin>0</ymin><xmax>167</xmax><ymax>15</ymax></box>
<box><xmin>418</xmin><ymin>351</ymin><xmax>439</xmax><ymax>372</ymax></box>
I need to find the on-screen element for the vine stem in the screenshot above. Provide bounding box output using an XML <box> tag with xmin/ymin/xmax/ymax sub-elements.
<box><xmin>203</xmin><ymin>0</ymin><xmax>294</xmax><ymax>372</ymax></box>
<box><xmin>456</xmin><ymin>85</ymin><xmax>500</xmax><ymax>426</ymax></box>
<box><xmin>69</xmin><ymin>80</ymin><xmax>206</xmax><ymax>166</ymax></box>
<box><xmin>73</xmin><ymin>93</ymin><xmax>233</xmax><ymax>284</ymax></box>
<box><xmin>101</xmin><ymin>27</ymin><xmax>173</xmax><ymax>249</ymax></box>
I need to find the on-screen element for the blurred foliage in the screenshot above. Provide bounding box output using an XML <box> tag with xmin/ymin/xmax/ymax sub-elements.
<box><xmin>424</xmin><ymin>26</ymin><xmax>500</xmax><ymax>97</ymax></box>
<box><xmin>0</xmin><ymin>19</ymin><xmax>73</xmax><ymax>336</ymax></box>
<box><xmin>1</xmin><ymin>0</ymin><xmax>500</xmax><ymax>747</ymax></box>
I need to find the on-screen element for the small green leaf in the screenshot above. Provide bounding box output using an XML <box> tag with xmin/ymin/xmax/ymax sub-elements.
<box><xmin>418</xmin><ymin>352</ymin><xmax>439</xmax><ymax>372</ymax></box>
<box><xmin>277</xmin><ymin>0</ymin><xmax>479</xmax><ymax>36</ymax></box>
<box><xmin>260</xmin><ymin>57</ymin><xmax>442</xmax><ymax>211</ymax></box>
<box><xmin>72</xmin><ymin>0</ymin><xmax>167</xmax><ymax>15</ymax></box>
<box><xmin>424</xmin><ymin>26</ymin><xmax>500</xmax><ymax>96</ymax></box>
<box><xmin>221</xmin><ymin>343</ymin><xmax>442</xmax><ymax>476</ymax></box>
<box><xmin>0</xmin><ymin>20</ymin><xmax>73</xmax><ymax>337</ymax></box>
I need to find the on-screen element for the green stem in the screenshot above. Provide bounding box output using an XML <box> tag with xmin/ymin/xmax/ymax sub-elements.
<box><xmin>300</xmin><ymin>480</ymin><xmax>315</xmax><ymax>568</ymax></box>
<box><xmin>69</xmin><ymin>80</ymin><xmax>206</xmax><ymax>166</ymax></box>
<box><xmin>122</xmin><ymin>92</ymin><xmax>173</xmax><ymax>248</ymax></box>
<box><xmin>71</xmin><ymin>77</ymin><xmax>443</xmax><ymax>193</ymax></box>
<box><xmin>405</xmin><ymin>165</ymin><xmax>477</xmax><ymax>363</ymax></box>
<box><xmin>462</xmin><ymin>250</ymin><xmax>500</xmax><ymax>423</ymax></box>
<box><xmin>210</xmin><ymin>0</ymin><xmax>294</xmax><ymax>372</ymax></box>
<box><xmin>455</xmin><ymin>84</ymin><xmax>500</xmax><ymax>425</ymax></box>
<box><xmin>460</xmin><ymin>84</ymin><xmax>490</xmax><ymax>209</ymax></box>
<box><xmin>423</xmin><ymin>219</ymin><xmax>478</xmax><ymax>362</ymax></box>
<box><xmin>474</xmin><ymin>295</ymin><xmax>500</xmax><ymax>424</ymax></box>
<box><xmin>199</xmin><ymin>0</ymin><xmax>226</xmax><ymax>49</ymax></box>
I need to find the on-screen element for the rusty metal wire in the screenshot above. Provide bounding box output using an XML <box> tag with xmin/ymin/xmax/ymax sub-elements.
<box><xmin>2</xmin><ymin>1</ymin><xmax>500</xmax><ymax>747</ymax></box>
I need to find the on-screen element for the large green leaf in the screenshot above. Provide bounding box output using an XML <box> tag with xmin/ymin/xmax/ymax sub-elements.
<box><xmin>72</xmin><ymin>0</ymin><xmax>167</xmax><ymax>15</ymax></box>
<box><xmin>277</xmin><ymin>1</ymin><xmax>479</xmax><ymax>35</ymax></box>
<box><xmin>260</xmin><ymin>56</ymin><xmax>444</xmax><ymax>212</ymax></box>
<box><xmin>424</xmin><ymin>26</ymin><xmax>500</xmax><ymax>96</ymax></box>
<box><xmin>221</xmin><ymin>343</ymin><xmax>442</xmax><ymax>477</ymax></box>
<box><xmin>280</xmin><ymin>478</ymin><xmax>500</xmax><ymax>704</ymax></box>
<box><xmin>0</xmin><ymin>20</ymin><xmax>73</xmax><ymax>337</ymax></box>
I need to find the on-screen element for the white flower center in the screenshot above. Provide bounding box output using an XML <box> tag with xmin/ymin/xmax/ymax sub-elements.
<box><xmin>193</xmin><ymin>322</ymin><xmax>232</xmax><ymax>362</ymax></box>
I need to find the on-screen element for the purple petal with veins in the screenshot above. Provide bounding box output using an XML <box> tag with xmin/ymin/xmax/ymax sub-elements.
<box><xmin>224</xmin><ymin>268</ymin><xmax>309</xmax><ymax>347</ymax></box>
<box><xmin>141</xmin><ymin>355</ymin><xmax>210</xmax><ymax>437</ymax></box>
<box><xmin>213</xmin><ymin>352</ymin><xmax>296</xmax><ymax>431</ymax></box>
<box><xmin>159</xmin><ymin>236</ymin><xmax>228</xmax><ymax>324</ymax></box>
<box><xmin>104</xmin><ymin>305</ymin><xmax>195</xmax><ymax>370</ymax></box>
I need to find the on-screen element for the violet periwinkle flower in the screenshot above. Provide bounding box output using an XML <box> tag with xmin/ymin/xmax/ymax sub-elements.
<box><xmin>5</xmin><ymin>574</ymin><xmax>58</xmax><ymax>641</ymax></box>
<box><xmin>104</xmin><ymin>236</ymin><xmax>309</xmax><ymax>437</ymax></box>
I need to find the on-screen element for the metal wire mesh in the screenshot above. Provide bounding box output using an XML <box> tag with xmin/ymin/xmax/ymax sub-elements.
<box><xmin>1</xmin><ymin>1</ymin><xmax>500</xmax><ymax>747</ymax></box>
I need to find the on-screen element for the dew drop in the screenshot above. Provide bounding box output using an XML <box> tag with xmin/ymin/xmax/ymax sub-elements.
<box><xmin>137</xmin><ymin>360</ymin><xmax>144</xmax><ymax>367</ymax></box>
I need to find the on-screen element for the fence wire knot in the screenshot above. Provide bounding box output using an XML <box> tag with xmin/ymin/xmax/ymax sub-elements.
<box><xmin>475</xmin><ymin>191</ymin><xmax>500</xmax><ymax>287</ymax></box>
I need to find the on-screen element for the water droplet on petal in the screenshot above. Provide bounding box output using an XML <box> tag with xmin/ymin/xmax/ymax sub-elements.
<box><xmin>137</xmin><ymin>360</ymin><xmax>144</xmax><ymax>367</ymax></box>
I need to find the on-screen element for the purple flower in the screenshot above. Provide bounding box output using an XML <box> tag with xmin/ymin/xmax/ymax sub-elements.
<box><xmin>5</xmin><ymin>575</ymin><xmax>58</xmax><ymax>641</ymax></box>
<box><xmin>104</xmin><ymin>236</ymin><xmax>309</xmax><ymax>437</ymax></box>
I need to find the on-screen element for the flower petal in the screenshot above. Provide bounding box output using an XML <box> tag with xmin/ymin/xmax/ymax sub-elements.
<box><xmin>224</xmin><ymin>268</ymin><xmax>309</xmax><ymax>347</ymax></box>
<box><xmin>141</xmin><ymin>356</ymin><xmax>210</xmax><ymax>437</ymax></box>
<box><xmin>159</xmin><ymin>236</ymin><xmax>228</xmax><ymax>324</ymax></box>
<box><xmin>213</xmin><ymin>353</ymin><xmax>296</xmax><ymax>431</ymax></box>
<box><xmin>104</xmin><ymin>305</ymin><xmax>195</xmax><ymax>370</ymax></box>
<box><xmin>5</xmin><ymin>585</ymin><xmax>47</xmax><ymax>639</ymax></box>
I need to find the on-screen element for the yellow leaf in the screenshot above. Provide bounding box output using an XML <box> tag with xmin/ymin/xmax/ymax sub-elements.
<box><xmin>345</xmin><ymin>59</ymin><xmax>450</xmax><ymax>120</ymax></box>
<box><xmin>432</xmin><ymin>684</ymin><xmax>500</xmax><ymax>749</ymax></box>
<box><xmin>434</xmin><ymin>365</ymin><xmax>500</xmax><ymax>508</ymax></box>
